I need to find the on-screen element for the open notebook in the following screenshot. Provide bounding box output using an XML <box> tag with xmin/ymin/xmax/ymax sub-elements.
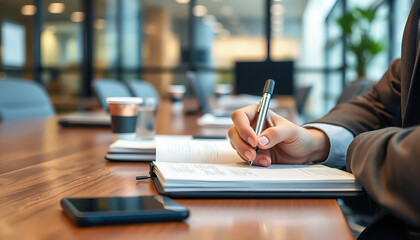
<box><xmin>147</xmin><ymin>138</ymin><xmax>363</xmax><ymax>198</ymax></box>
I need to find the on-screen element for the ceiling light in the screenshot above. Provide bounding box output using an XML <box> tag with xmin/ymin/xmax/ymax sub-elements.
<box><xmin>272</xmin><ymin>25</ymin><xmax>283</xmax><ymax>30</ymax></box>
<box><xmin>21</xmin><ymin>5</ymin><xmax>37</xmax><ymax>16</ymax></box>
<box><xmin>48</xmin><ymin>3</ymin><xmax>65</xmax><ymax>14</ymax></box>
<box><xmin>271</xmin><ymin>15</ymin><xmax>284</xmax><ymax>21</ymax></box>
<box><xmin>272</xmin><ymin>19</ymin><xmax>283</xmax><ymax>25</ymax></box>
<box><xmin>193</xmin><ymin>5</ymin><xmax>207</xmax><ymax>17</ymax></box>
<box><xmin>175</xmin><ymin>0</ymin><xmax>190</xmax><ymax>3</ymax></box>
<box><xmin>271</xmin><ymin>4</ymin><xmax>284</xmax><ymax>16</ymax></box>
<box><xmin>273</xmin><ymin>0</ymin><xmax>283</xmax><ymax>2</ymax></box>
<box><xmin>71</xmin><ymin>12</ymin><xmax>85</xmax><ymax>22</ymax></box>
<box><xmin>271</xmin><ymin>15</ymin><xmax>284</xmax><ymax>25</ymax></box>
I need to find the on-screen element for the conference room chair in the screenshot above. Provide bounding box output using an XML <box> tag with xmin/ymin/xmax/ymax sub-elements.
<box><xmin>91</xmin><ymin>79</ymin><xmax>132</xmax><ymax>111</ymax></box>
<box><xmin>295</xmin><ymin>85</ymin><xmax>313</xmax><ymax>116</ymax></box>
<box><xmin>336</xmin><ymin>79</ymin><xmax>374</xmax><ymax>104</ymax></box>
<box><xmin>0</xmin><ymin>78</ymin><xmax>55</xmax><ymax>121</ymax></box>
<box><xmin>127</xmin><ymin>80</ymin><xmax>161</xmax><ymax>103</ymax></box>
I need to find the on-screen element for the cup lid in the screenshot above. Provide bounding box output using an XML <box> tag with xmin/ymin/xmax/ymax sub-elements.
<box><xmin>106</xmin><ymin>97</ymin><xmax>143</xmax><ymax>104</ymax></box>
<box><xmin>167</xmin><ymin>85</ymin><xmax>186</xmax><ymax>94</ymax></box>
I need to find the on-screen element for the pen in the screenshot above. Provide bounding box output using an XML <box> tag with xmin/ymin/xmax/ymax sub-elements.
<box><xmin>193</xmin><ymin>135</ymin><xmax>226</xmax><ymax>140</ymax></box>
<box><xmin>250</xmin><ymin>79</ymin><xmax>275</xmax><ymax>167</ymax></box>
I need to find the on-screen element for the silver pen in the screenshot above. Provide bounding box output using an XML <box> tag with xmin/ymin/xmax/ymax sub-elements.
<box><xmin>250</xmin><ymin>79</ymin><xmax>275</xmax><ymax>167</ymax></box>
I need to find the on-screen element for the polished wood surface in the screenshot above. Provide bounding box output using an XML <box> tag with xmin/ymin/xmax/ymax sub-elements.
<box><xmin>0</xmin><ymin>100</ymin><xmax>353</xmax><ymax>240</ymax></box>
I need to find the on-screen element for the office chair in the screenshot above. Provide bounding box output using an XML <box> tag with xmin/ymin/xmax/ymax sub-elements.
<box><xmin>91</xmin><ymin>79</ymin><xmax>132</xmax><ymax>111</ymax></box>
<box><xmin>336</xmin><ymin>79</ymin><xmax>374</xmax><ymax>104</ymax></box>
<box><xmin>127</xmin><ymin>80</ymin><xmax>160</xmax><ymax>103</ymax></box>
<box><xmin>0</xmin><ymin>78</ymin><xmax>55</xmax><ymax>121</ymax></box>
<box><xmin>295</xmin><ymin>85</ymin><xmax>313</xmax><ymax>115</ymax></box>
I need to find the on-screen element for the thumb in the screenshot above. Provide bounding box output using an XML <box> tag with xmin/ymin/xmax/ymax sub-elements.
<box><xmin>257</xmin><ymin>120</ymin><xmax>298</xmax><ymax>149</ymax></box>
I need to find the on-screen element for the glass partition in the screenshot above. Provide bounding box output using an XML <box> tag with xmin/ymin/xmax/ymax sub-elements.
<box><xmin>141</xmin><ymin>0</ymin><xmax>188</xmax><ymax>96</ymax></box>
<box><xmin>0</xmin><ymin>0</ymin><xmax>409</xmax><ymax>116</ymax></box>
<box><xmin>0</xmin><ymin>0</ymin><xmax>35</xmax><ymax>80</ymax></box>
<box><xmin>41</xmin><ymin>0</ymin><xmax>83</xmax><ymax>101</ymax></box>
<box><xmin>94</xmin><ymin>0</ymin><xmax>118</xmax><ymax>79</ymax></box>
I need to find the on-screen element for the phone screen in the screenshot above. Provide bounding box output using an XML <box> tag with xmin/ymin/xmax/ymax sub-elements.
<box><xmin>61</xmin><ymin>195</ymin><xmax>189</xmax><ymax>226</ymax></box>
<box><xmin>67</xmin><ymin>195</ymin><xmax>166</xmax><ymax>212</ymax></box>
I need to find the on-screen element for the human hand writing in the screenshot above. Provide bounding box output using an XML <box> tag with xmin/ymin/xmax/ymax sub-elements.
<box><xmin>228</xmin><ymin>104</ymin><xmax>330</xmax><ymax>167</ymax></box>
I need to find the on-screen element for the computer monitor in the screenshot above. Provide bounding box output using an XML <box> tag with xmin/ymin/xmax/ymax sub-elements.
<box><xmin>235</xmin><ymin>61</ymin><xmax>294</xmax><ymax>96</ymax></box>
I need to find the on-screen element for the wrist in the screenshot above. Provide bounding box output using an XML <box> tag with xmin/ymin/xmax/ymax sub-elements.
<box><xmin>306</xmin><ymin>128</ymin><xmax>330</xmax><ymax>162</ymax></box>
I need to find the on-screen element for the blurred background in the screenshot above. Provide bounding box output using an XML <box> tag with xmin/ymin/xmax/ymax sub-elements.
<box><xmin>0</xmin><ymin>0</ymin><xmax>412</xmax><ymax>120</ymax></box>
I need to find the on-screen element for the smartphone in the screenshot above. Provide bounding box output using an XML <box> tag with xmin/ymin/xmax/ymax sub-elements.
<box><xmin>60</xmin><ymin>195</ymin><xmax>189</xmax><ymax>226</ymax></box>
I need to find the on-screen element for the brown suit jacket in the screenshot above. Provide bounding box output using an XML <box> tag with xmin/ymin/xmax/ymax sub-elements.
<box><xmin>314</xmin><ymin>0</ymin><xmax>420</xmax><ymax>236</ymax></box>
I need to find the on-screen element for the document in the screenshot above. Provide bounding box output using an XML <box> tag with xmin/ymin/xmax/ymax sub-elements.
<box><xmin>151</xmin><ymin>138</ymin><xmax>363</xmax><ymax>197</ymax></box>
<box><xmin>156</xmin><ymin>138</ymin><xmax>241</xmax><ymax>164</ymax></box>
<box><xmin>196</xmin><ymin>113</ymin><xmax>233</xmax><ymax>127</ymax></box>
<box><xmin>105</xmin><ymin>135</ymin><xmax>193</xmax><ymax>161</ymax></box>
<box><xmin>105</xmin><ymin>135</ymin><xmax>226</xmax><ymax>162</ymax></box>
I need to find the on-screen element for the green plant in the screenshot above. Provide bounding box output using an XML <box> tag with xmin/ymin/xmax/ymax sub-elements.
<box><xmin>334</xmin><ymin>5</ymin><xmax>387</xmax><ymax>78</ymax></box>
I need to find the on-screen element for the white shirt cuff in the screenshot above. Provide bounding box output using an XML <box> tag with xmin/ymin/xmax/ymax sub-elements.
<box><xmin>303</xmin><ymin>123</ymin><xmax>354</xmax><ymax>169</ymax></box>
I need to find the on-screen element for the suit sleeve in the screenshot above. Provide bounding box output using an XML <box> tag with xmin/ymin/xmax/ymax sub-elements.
<box><xmin>313</xmin><ymin>59</ymin><xmax>420</xmax><ymax>227</ymax></box>
<box><xmin>347</xmin><ymin>127</ymin><xmax>420</xmax><ymax>227</ymax></box>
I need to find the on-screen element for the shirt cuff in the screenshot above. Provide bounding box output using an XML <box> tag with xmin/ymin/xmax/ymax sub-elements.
<box><xmin>303</xmin><ymin>123</ymin><xmax>354</xmax><ymax>169</ymax></box>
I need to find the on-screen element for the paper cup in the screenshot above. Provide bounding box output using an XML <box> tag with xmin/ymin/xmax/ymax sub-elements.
<box><xmin>106</xmin><ymin>97</ymin><xmax>143</xmax><ymax>141</ymax></box>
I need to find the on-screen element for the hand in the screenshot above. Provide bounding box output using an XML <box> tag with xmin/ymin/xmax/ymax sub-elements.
<box><xmin>228</xmin><ymin>104</ymin><xmax>330</xmax><ymax>167</ymax></box>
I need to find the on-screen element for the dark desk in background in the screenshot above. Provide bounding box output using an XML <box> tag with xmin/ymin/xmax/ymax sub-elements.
<box><xmin>0</xmin><ymin>100</ymin><xmax>353</xmax><ymax>240</ymax></box>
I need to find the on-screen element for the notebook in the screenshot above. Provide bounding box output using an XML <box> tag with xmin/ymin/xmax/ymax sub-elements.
<box><xmin>149</xmin><ymin>138</ymin><xmax>364</xmax><ymax>198</ymax></box>
<box><xmin>105</xmin><ymin>135</ymin><xmax>226</xmax><ymax>161</ymax></box>
<box><xmin>105</xmin><ymin>139</ymin><xmax>157</xmax><ymax>161</ymax></box>
<box><xmin>58</xmin><ymin>111</ymin><xmax>110</xmax><ymax>127</ymax></box>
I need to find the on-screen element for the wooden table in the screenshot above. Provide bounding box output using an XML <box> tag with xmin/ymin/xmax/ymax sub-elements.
<box><xmin>0</xmin><ymin>100</ymin><xmax>353</xmax><ymax>240</ymax></box>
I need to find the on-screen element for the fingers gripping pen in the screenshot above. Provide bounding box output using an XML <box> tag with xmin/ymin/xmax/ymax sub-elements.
<box><xmin>249</xmin><ymin>79</ymin><xmax>275</xmax><ymax>167</ymax></box>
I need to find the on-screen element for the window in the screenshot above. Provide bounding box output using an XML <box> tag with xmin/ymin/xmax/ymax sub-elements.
<box><xmin>0</xmin><ymin>0</ymin><xmax>35</xmax><ymax>80</ymax></box>
<box><xmin>41</xmin><ymin>0</ymin><xmax>83</xmax><ymax>100</ymax></box>
<box><xmin>2</xmin><ymin>22</ymin><xmax>26</xmax><ymax>67</ymax></box>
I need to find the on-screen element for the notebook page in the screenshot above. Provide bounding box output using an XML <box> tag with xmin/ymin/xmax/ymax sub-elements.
<box><xmin>156</xmin><ymin>138</ymin><xmax>243</xmax><ymax>164</ymax></box>
<box><xmin>154</xmin><ymin>162</ymin><xmax>357</xmax><ymax>182</ymax></box>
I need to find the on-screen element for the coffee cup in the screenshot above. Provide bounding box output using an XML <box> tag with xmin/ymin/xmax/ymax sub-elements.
<box><xmin>167</xmin><ymin>85</ymin><xmax>186</xmax><ymax>102</ymax></box>
<box><xmin>167</xmin><ymin>85</ymin><xmax>186</xmax><ymax>111</ymax></box>
<box><xmin>106</xmin><ymin>97</ymin><xmax>143</xmax><ymax>141</ymax></box>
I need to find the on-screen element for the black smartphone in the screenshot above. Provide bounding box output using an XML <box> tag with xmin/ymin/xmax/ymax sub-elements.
<box><xmin>60</xmin><ymin>195</ymin><xmax>189</xmax><ymax>226</ymax></box>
